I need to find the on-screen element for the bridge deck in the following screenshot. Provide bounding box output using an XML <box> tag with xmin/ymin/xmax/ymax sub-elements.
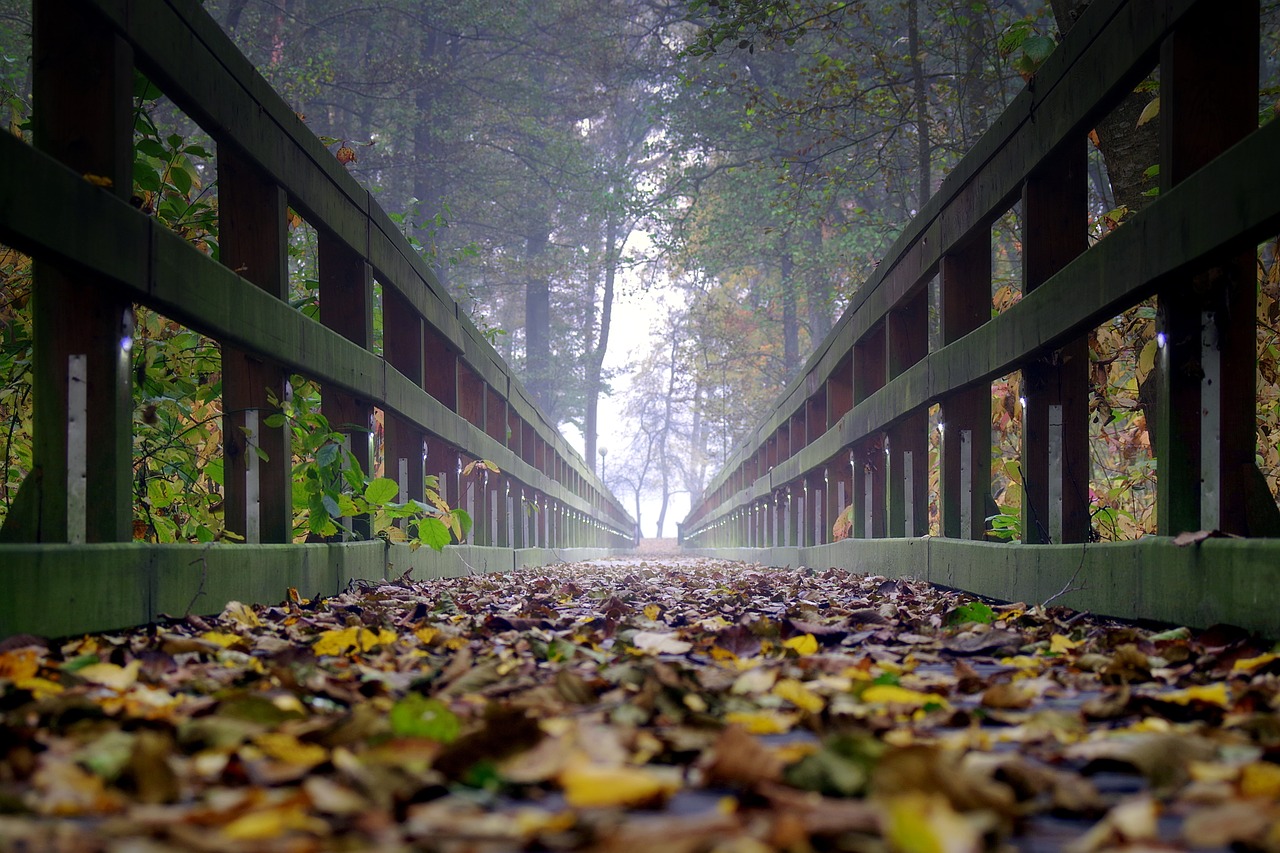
<box><xmin>0</xmin><ymin>556</ymin><xmax>1270</xmax><ymax>851</ymax></box>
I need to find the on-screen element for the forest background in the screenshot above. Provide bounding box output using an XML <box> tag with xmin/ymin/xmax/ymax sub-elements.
<box><xmin>1</xmin><ymin>0</ymin><xmax>1279</xmax><ymax>541</ymax></box>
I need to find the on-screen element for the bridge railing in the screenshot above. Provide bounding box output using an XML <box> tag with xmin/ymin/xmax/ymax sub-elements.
<box><xmin>682</xmin><ymin>0</ymin><xmax>1280</xmax><ymax>614</ymax></box>
<box><xmin>0</xmin><ymin>0</ymin><xmax>633</xmax><ymax>636</ymax></box>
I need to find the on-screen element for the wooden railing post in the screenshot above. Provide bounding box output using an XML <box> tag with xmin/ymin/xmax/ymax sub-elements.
<box><xmin>853</xmin><ymin>326</ymin><xmax>887</xmax><ymax>537</ymax></box>
<box><xmin>1021</xmin><ymin>142</ymin><xmax>1089</xmax><ymax>543</ymax></box>
<box><xmin>887</xmin><ymin>289</ymin><xmax>929</xmax><ymax>536</ymax></box>
<box><xmin>1156</xmin><ymin>1</ymin><xmax>1273</xmax><ymax>536</ymax></box>
<box><xmin>318</xmin><ymin>234</ymin><xmax>374</xmax><ymax>538</ymax></box>
<box><xmin>219</xmin><ymin>147</ymin><xmax>291</xmax><ymax>544</ymax></box>
<box><xmin>381</xmin><ymin>286</ymin><xmax>425</xmax><ymax>533</ymax></box>
<box><xmin>22</xmin><ymin>0</ymin><xmax>133</xmax><ymax>543</ymax></box>
<box><xmin>940</xmin><ymin>238</ymin><xmax>993</xmax><ymax>540</ymax></box>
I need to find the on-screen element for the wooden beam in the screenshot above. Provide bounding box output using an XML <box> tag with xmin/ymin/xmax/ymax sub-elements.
<box><xmin>887</xmin><ymin>289</ymin><xmax>929</xmax><ymax>536</ymax></box>
<box><xmin>940</xmin><ymin>239</ymin><xmax>991</xmax><ymax>541</ymax></box>
<box><xmin>218</xmin><ymin>146</ymin><xmax>291</xmax><ymax>544</ymax></box>
<box><xmin>318</xmin><ymin>235</ymin><xmax>375</xmax><ymax>537</ymax></box>
<box><xmin>1021</xmin><ymin>141</ymin><xmax>1089</xmax><ymax>543</ymax></box>
<box><xmin>1156</xmin><ymin>0</ymin><xmax>1264</xmax><ymax>536</ymax></box>
<box><xmin>24</xmin><ymin>0</ymin><xmax>133</xmax><ymax>544</ymax></box>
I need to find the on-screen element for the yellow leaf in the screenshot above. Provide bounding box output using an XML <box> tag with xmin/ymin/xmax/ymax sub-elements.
<box><xmin>643</xmin><ymin>604</ymin><xmax>661</xmax><ymax>621</ymax></box>
<box><xmin>723</xmin><ymin>710</ymin><xmax>796</xmax><ymax>735</ymax></box>
<box><xmin>709</xmin><ymin>646</ymin><xmax>738</xmax><ymax>663</ymax></box>
<box><xmin>772</xmin><ymin>678</ymin><xmax>825</xmax><ymax>713</ymax></box>
<box><xmin>313</xmin><ymin>627</ymin><xmax>396</xmax><ymax>656</ymax></box>
<box><xmin>253</xmin><ymin>732</ymin><xmax>328</xmax><ymax>767</ymax></box>
<box><xmin>77</xmin><ymin>660</ymin><xmax>140</xmax><ymax>691</ymax></box>
<box><xmin>220</xmin><ymin>805</ymin><xmax>325</xmax><ymax>841</ymax></box>
<box><xmin>1159</xmin><ymin>683</ymin><xmax>1229</xmax><ymax>707</ymax></box>
<box><xmin>81</xmin><ymin>173</ymin><xmax>113</xmax><ymax>188</ymax></box>
<box><xmin>860</xmin><ymin>684</ymin><xmax>948</xmax><ymax>710</ymax></box>
<box><xmin>883</xmin><ymin>792</ymin><xmax>978</xmax><ymax>853</ymax></box>
<box><xmin>200</xmin><ymin>631</ymin><xmax>245</xmax><ymax>649</ymax></box>
<box><xmin>0</xmin><ymin>648</ymin><xmax>41</xmax><ymax>681</ymax></box>
<box><xmin>1241</xmin><ymin>761</ymin><xmax>1280</xmax><ymax>798</ymax></box>
<box><xmin>221</xmin><ymin>601</ymin><xmax>261</xmax><ymax>628</ymax></box>
<box><xmin>14</xmin><ymin>677</ymin><xmax>64</xmax><ymax>698</ymax></box>
<box><xmin>1232</xmin><ymin>652</ymin><xmax>1278</xmax><ymax>673</ymax></box>
<box><xmin>1050</xmin><ymin>634</ymin><xmax>1081</xmax><ymax>654</ymax></box>
<box><xmin>782</xmin><ymin>634</ymin><xmax>818</xmax><ymax>656</ymax></box>
<box><xmin>559</xmin><ymin>761</ymin><xmax>680</xmax><ymax>808</ymax></box>
<box><xmin>1136</xmin><ymin>95</ymin><xmax>1160</xmax><ymax>128</ymax></box>
<box><xmin>414</xmin><ymin>626</ymin><xmax>440</xmax><ymax>645</ymax></box>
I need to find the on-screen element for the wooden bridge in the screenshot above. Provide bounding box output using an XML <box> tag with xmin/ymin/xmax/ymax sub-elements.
<box><xmin>3</xmin><ymin>0</ymin><xmax>1280</xmax><ymax>639</ymax></box>
<box><xmin>680</xmin><ymin>0</ymin><xmax>1280</xmax><ymax>635</ymax></box>
<box><xmin>0</xmin><ymin>0</ymin><xmax>633</xmax><ymax>638</ymax></box>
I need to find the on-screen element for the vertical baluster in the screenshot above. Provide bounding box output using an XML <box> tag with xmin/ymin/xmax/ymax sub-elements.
<box><xmin>24</xmin><ymin>0</ymin><xmax>133</xmax><ymax>544</ymax></box>
<box><xmin>1021</xmin><ymin>142</ymin><xmax>1088</xmax><ymax>543</ymax></box>
<box><xmin>1157</xmin><ymin>1</ymin><xmax>1271</xmax><ymax>535</ymax></box>
<box><xmin>940</xmin><ymin>238</ymin><xmax>992</xmax><ymax>540</ymax></box>
<box><xmin>219</xmin><ymin>147</ymin><xmax>290</xmax><ymax>543</ymax></box>
<box><xmin>319</xmin><ymin>234</ymin><xmax>374</xmax><ymax>538</ymax></box>
<box><xmin>888</xmin><ymin>289</ymin><xmax>929</xmax><ymax>537</ymax></box>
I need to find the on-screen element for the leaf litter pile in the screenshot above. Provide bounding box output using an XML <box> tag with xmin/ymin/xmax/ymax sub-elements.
<box><xmin>3</xmin><ymin>559</ymin><xmax>1280</xmax><ymax>852</ymax></box>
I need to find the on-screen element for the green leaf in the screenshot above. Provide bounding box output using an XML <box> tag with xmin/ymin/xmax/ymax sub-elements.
<box><xmin>315</xmin><ymin>442</ymin><xmax>339</xmax><ymax>469</ymax></box>
<box><xmin>452</xmin><ymin>508</ymin><xmax>473</xmax><ymax>542</ymax></box>
<box><xmin>948</xmin><ymin>601</ymin><xmax>997</xmax><ymax>626</ymax></box>
<box><xmin>389</xmin><ymin>694</ymin><xmax>460</xmax><ymax>742</ymax></box>
<box><xmin>364</xmin><ymin>477</ymin><xmax>399</xmax><ymax>506</ymax></box>
<box><xmin>416</xmin><ymin>516</ymin><xmax>451</xmax><ymax>551</ymax></box>
<box><xmin>1021</xmin><ymin>35</ymin><xmax>1055</xmax><ymax>65</ymax></box>
<box><xmin>263</xmin><ymin>413</ymin><xmax>287</xmax><ymax>428</ymax></box>
<box><xmin>135</xmin><ymin>139</ymin><xmax>168</xmax><ymax>160</ymax></box>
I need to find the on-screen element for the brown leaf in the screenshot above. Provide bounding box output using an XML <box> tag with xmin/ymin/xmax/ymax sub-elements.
<box><xmin>942</xmin><ymin>629</ymin><xmax>1023</xmax><ymax>655</ymax></box>
<box><xmin>701</xmin><ymin>725</ymin><xmax>783</xmax><ymax>788</ymax></box>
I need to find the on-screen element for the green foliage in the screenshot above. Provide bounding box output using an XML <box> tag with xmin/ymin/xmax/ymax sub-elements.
<box><xmin>269</xmin><ymin>387</ymin><xmax>479</xmax><ymax>550</ymax></box>
<box><xmin>389</xmin><ymin>693</ymin><xmax>461</xmax><ymax>742</ymax></box>
<box><xmin>947</xmin><ymin>600</ymin><xmax>996</xmax><ymax>626</ymax></box>
<box><xmin>0</xmin><ymin>69</ymin><xmax>490</xmax><ymax>550</ymax></box>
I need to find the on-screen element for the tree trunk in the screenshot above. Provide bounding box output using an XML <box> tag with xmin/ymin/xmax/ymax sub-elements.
<box><xmin>524</xmin><ymin>227</ymin><xmax>553</xmax><ymax>413</ymax></box>
<box><xmin>908</xmin><ymin>0</ymin><xmax>931</xmax><ymax>207</ymax></box>
<box><xmin>1048</xmin><ymin>0</ymin><xmax>1159</xmax><ymax>214</ymax></box>
<box><xmin>584</xmin><ymin>212</ymin><xmax>618</xmax><ymax>473</ymax></box>
<box><xmin>781</xmin><ymin>251</ymin><xmax>799</xmax><ymax>378</ymax></box>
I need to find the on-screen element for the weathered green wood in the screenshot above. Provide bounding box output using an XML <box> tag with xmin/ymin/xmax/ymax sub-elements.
<box><xmin>80</xmin><ymin>0</ymin><xmax>623</xmax><ymax>517</ymax></box>
<box><xmin>219</xmin><ymin>145</ymin><xmax>292</xmax><ymax>544</ymax></box>
<box><xmin>686</xmin><ymin>536</ymin><xmax>1280</xmax><ymax>639</ymax></box>
<box><xmin>26</xmin><ymin>0</ymin><xmax>134</xmax><ymax>544</ymax></box>
<box><xmin>939</xmin><ymin>240</ymin><xmax>991</xmax><ymax>541</ymax></box>
<box><xmin>887</xmin><ymin>289</ymin><xmax>929</xmax><ymax>537</ymax></box>
<box><xmin>0</xmin><ymin>136</ymin><xmax>624</xmax><ymax>535</ymax></box>
<box><xmin>319</xmin><ymin>234</ymin><xmax>376</xmax><ymax>538</ymax></box>
<box><xmin>1156</xmin><ymin>0</ymin><xmax>1261</xmax><ymax>536</ymax></box>
<box><xmin>1021</xmin><ymin>142</ymin><xmax>1089</xmax><ymax>543</ymax></box>
<box><xmin>0</xmin><ymin>541</ymin><xmax>630</xmax><ymax>638</ymax></box>
<box><xmin>688</xmin><ymin>0</ymin><xmax>1204</xmax><ymax>526</ymax></box>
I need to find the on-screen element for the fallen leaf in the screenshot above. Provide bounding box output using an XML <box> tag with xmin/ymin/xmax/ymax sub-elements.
<box><xmin>559</xmin><ymin>759</ymin><xmax>680</xmax><ymax>807</ymax></box>
<box><xmin>632</xmin><ymin>630</ymin><xmax>692</xmax><ymax>655</ymax></box>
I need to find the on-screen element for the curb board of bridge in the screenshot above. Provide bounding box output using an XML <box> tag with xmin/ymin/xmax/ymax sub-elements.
<box><xmin>683</xmin><ymin>537</ymin><xmax>1280</xmax><ymax>639</ymax></box>
<box><xmin>0</xmin><ymin>543</ymin><xmax>630</xmax><ymax>639</ymax></box>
